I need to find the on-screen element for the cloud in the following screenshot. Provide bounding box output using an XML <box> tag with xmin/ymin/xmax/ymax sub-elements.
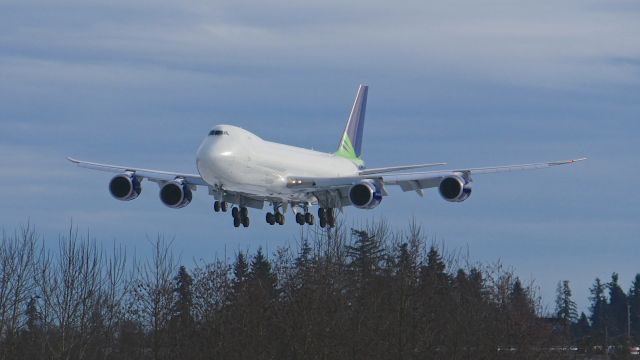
<box><xmin>0</xmin><ymin>0</ymin><xmax>639</xmax><ymax>313</ymax></box>
<box><xmin>2</xmin><ymin>0</ymin><xmax>639</xmax><ymax>90</ymax></box>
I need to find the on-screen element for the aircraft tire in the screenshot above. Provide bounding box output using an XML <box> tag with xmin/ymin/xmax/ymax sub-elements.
<box><xmin>266</xmin><ymin>212</ymin><xmax>275</xmax><ymax>225</ymax></box>
<box><xmin>214</xmin><ymin>201</ymin><xmax>220</xmax><ymax>212</ymax></box>
<box><xmin>327</xmin><ymin>208</ymin><xmax>335</xmax><ymax>227</ymax></box>
<box><xmin>242</xmin><ymin>216</ymin><xmax>250</xmax><ymax>228</ymax></box>
<box><xmin>296</xmin><ymin>213</ymin><xmax>304</xmax><ymax>225</ymax></box>
<box><xmin>221</xmin><ymin>201</ymin><xmax>228</xmax><ymax>212</ymax></box>
<box><xmin>232</xmin><ymin>207</ymin><xmax>239</xmax><ymax>218</ymax></box>
<box><xmin>233</xmin><ymin>217</ymin><xmax>240</xmax><ymax>228</ymax></box>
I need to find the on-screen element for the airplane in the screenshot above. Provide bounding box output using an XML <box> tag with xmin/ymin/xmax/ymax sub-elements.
<box><xmin>68</xmin><ymin>84</ymin><xmax>585</xmax><ymax>229</ymax></box>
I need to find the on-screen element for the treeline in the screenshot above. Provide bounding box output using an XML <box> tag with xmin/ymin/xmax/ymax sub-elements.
<box><xmin>554</xmin><ymin>272</ymin><xmax>640</xmax><ymax>354</ymax></box>
<box><xmin>0</xmin><ymin>221</ymin><xmax>621</xmax><ymax>359</ymax></box>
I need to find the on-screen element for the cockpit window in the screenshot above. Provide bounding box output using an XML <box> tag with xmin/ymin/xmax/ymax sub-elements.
<box><xmin>209</xmin><ymin>130</ymin><xmax>229</xmax><ymax>136</ymax></box>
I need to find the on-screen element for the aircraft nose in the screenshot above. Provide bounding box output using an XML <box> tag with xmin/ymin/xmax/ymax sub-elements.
<box><xmin>196</xmin><ymin>137</ymin><xmax>237</xmax><ymax>167</ymax></box>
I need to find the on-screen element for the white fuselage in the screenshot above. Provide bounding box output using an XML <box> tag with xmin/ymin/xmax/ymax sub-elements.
<box><xmin>196</xmin><ymin>125</ymin><xmax>359</xmax><ymax>201</ymax></box>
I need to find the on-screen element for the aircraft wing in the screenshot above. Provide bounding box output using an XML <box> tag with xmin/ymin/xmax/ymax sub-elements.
<box><xmin>358</xmin><ymin>162</ymin><xmax>446</xmax><ymax>175</ymax></box>
<box><xmin>288</xmin><ymin>158</ymin><xmax>586</xmax><ymax>206</ymax></box>
<box><xmin>383</xmin><ymin>158</ymin><xmax>587</xmax><ymax>192</ymax></box>
<box><xmin>67</xmin><ymin>157</ymin><xmax>208</xmax><ymax>186</ymax></box>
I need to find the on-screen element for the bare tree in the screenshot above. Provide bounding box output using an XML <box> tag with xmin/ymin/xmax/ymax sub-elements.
<box><xmin>0</xmin><ymin>224</ymin><xmax>38</xmax><ymax>358</ymax></box>
<box><xmin>127</xmin><ymin>236</ymin><xmax>176</xmax><ymax>360</ymax></box>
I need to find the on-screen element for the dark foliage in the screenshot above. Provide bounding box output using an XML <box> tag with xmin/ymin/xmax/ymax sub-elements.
<box><xmin>0</xmin><ymin>222</ymin><xmax>635</xmax><ymax>359</ymax></box>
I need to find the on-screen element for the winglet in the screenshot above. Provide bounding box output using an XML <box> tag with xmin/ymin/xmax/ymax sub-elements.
<box><xmin>67</xmin><ymin>157</ymin><xmax>80</xmax><ymax>164</ymax></box>
<box><xmin>549</xmin><ymin>157</ymin><xmax>587</xmax><ymax>166</ymax></box>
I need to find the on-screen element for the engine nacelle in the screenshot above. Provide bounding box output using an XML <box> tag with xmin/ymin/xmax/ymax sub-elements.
<box><xmin>160</xmin><ymin>180</ymin><xmax>192</xmax><ymax>209</ymax></box>
<box><xmin>109</xmin><ymin>174</ymin><xmax>142</xmax><ymax>201</ymax></box>
<box><xmin>439</xmin><ymin>175</ymin><xmax>472</xmax><ymax>202</ymax></box>
<box><xmin>349</xmin><ymin>180</ymin><xmax>383</xmax><ymax>209</ymax></box>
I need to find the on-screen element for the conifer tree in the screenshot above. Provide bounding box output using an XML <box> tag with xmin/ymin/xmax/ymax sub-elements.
<box><xmin>509</xmin><ymin>278</ymin><xmax>535</xmax><ymax>316</ymax></box>
<box><xmin>395</xmin><ymin>243</ymin><xmax>416</xmax><ymax>285</ymax></box>
<box><xmin>589</xmin><ymin>278</ymin><xmax>607</xmax><ymax>343</ymax></box>
<box><xmin>249</xmin><ymin>247</ymin><xmax>277</xmax><ymax>295</ymax></box>
<box><xmin>420</xmin><ymin>246</ymin><xmax>448</xmax><ymax>293</ymax></box>
<box><xmin>573</xmin><ymin>312</ymin><xmax>591</xmax><ymax>342</ymax></box>
<box><xmin>629</xmin><ymin>274</ymin><xmax>640</xmax><ymax>341</ymax></box>
<box><xmin>346</xmin><ymin>229</ymin><xmax>384</xmax><ymax>283</ymax></box>
<box><xmin>555</xmin><ymin>280</ymin><xmax>578</xmax><ymax>325</ymax></box>
<box><xmin>232</xmin><ymin>251</ymin><xmax>249</xmax><ymax>294</ymax></box>
<box><xmin>173</xmin><ymin>266</ymin><xmax>194</xmax><ymax>327</ymax></box>
<box><xmin>607</xmin><ymin>273</ymin><xmax>628</xmax><ymax>338</ymax></box>
<box><xmin>169</xmin><ymin>265</ymin><xmax>194</xmax><ymax>357</ymax></box>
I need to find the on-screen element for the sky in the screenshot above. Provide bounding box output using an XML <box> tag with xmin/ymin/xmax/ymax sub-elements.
<box><xmin>1</xmin><ymin>0</ymin><xmax>639</xmax><ymax>312</ymax></box>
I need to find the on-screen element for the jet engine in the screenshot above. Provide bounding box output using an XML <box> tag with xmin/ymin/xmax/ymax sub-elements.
<box><xmin>438</xmin><ymin>175</ymin><xmax>472</xmax><ymax>202</ymax></box>
<box><xmin>109</xmin><ymin>173</ymin><xmax>142</xmax><ymax>201</ymax></box>
<box><xmin>349</xmin><ymin>180</ymin><xmax>383</xmax><ymax>209</ymax></box>
<box><xmin>160</xmin><ymin>180</ymin><xmax>193</xmax><ymax>209</ymax></box>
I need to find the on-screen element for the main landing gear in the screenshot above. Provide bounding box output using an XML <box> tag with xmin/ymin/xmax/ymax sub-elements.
<box><xmin>294</xmin><ymin>207</ymin><xmax>335</xmax><ymax>228</ymax></box>
<box><xmin>231</xmin><ymin>206</ymin><xmax>250</xmax><ymax>228</ymax></box>
<box><xmin>266</xmin><ymin>204</ymin><xmax>285</xmax><ymax>226</ymax></box>
<box><xmin>213</xmin><ymin>201</ymin><xmax>228</xmax><ymax>213</ymax></box>
<box><xmin>317</xmin><ymin>208</ymin><xmax>336</xmax><ymax>228</ymax></box>
<box><xmin>215</xmin><ymin>200</ymin><xmax>249</xmax><ymax>228</ymax></box>
<box><xmin>213</xmin><ymin>200</ymin><xmax>334</xmax><ymax>228</ymax></box>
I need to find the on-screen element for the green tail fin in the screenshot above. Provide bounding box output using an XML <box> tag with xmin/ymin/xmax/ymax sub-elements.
<box><xmin>335</xmin><ymin>84</ymin><xmax>367</xmax><ymax>167</ymax></box>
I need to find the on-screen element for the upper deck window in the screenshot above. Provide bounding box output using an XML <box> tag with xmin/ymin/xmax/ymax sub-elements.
<box><xmin>209</xmin><ymin>130</ymin><xmax>229</xmax><ymax>136</ymax></box>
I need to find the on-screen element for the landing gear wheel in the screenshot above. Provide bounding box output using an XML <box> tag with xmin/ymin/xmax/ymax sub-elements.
<box><xmin>233</xmin><ymin>217</ymin><xmax>240</xmax><ymax>228</ymax></box>
<box><xmin>240</xmin><ymin>207</ymin><xmax>248</xmax><ymax>219</ymax></box>
<box><xmin>296</xmin><ymin>213</ymin><xmax>304</xmax><ymax>225</ymax></box>
<box><xmin>214</xmin><ymin>201</ymin><xmax>220</xmax><ymax>212</ymax></box>
<box><xmin>319</xmin><ymin>217</ymin><xmax>327</xmax><ymax>228</ymax></box>
<box><xmin>327</xmin><ymin>208</ymin><xmax>335</xmax><ymax>227</ymax></box>
<box><xmin>318</xmin><ymin>208</ymin><xmax>325</xmax><ymax>219</ymax></box>
<box><xmin>305</xmin><ymin>212</ymin><xmax>314</xmax><ymax>225</ymax></box>
<box><xmin>266</xmin><ymin>212</ymin><xmax>275</xmax><ymax>225</ymax></box>
<box><xmin>242</xmin><ymin>216</ymin><xmax>250</xmax><ymax>227</ymax></box>
<box><xmin>275</xmin><ymin>212</ymin><xmax>285</xmax><ymax>225</ymax></box>
<box><xmin>221</xmin><ymin>201</ymin><xmax>228</xmax><ymax>212</ymax></box>
<box><xmin>232</xmin><ymin>207</ymin><xmax>239</xmax><ymax>218</ymax></box>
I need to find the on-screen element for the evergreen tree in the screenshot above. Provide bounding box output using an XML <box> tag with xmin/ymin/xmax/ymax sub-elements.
<box><xmin>426</xmin><ymin>246</ymin><xmax>446</xmax><ymax>275</ymax></box>
<box><xmin>607</xmin><ymin>273</ymin><xmax>628</xmax><ymax>338</ymax></box>
<box><xmin>173</xmin><ymin>265</ymin><xmax>194</xmax><ymax>327</ymax></box>
<box><xmin>169</xmin><ymin>265</ymin><xmax>194</xmax><ymax>357</ymax></box>
<box><xmin>468</xmin><ymin>268</ymin><xmax>484</xmax><ymax>298</ymax></box>
<box><xmin>509</xmin><ymin>278</ymin><xmax>535</xmax><ymax>315</ymax></box>
<box><xmin>555</xmin><ymin>280</ymin><xmax>578</xmax><ymax>325</ymax></box>
<box><xmin>346</xmin><ymin>229</ymin><xmax>384</xmax><ymax>283</ymax></box>
<box><xmin>589</xmin><ymin>278</ymin><xmax>607</xmax><ymax>343</ymax></box>
<box><xmin>249</xmin><ymin>247</ymin><xmax>277</xmax><ymax>295</ymax></box>
<box><xmin>24</xmin><ymin>296</ymin><xmax>41</xmax><ymax>334</ymax></box>
<box><xmin>419</xmin><ymin>245</ymin><xmax>449</xmax><ymax>292</ymax></box>
<box><xmin>629</xmin><ymin>274</ymin><xmax>640</xmax><ymax>341</ymax></box>
<box><xmin>572</xmin><ymin>312</ymin><xmax>591</xmax><ymax>342</ymax></box>
<box><xmin>295</xmin><ymin>238</ymin><xmax>312</xmax><ymax>270</ymax></box>
<box><xmin>395</xmin><ymin>243</ymin><xmax>416</xmax><ymax>282</ymax></box>
<box><xmin>232</xmin><ymin>252</ymin><xmax>249</xmax><ymax>297</ymax></box>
